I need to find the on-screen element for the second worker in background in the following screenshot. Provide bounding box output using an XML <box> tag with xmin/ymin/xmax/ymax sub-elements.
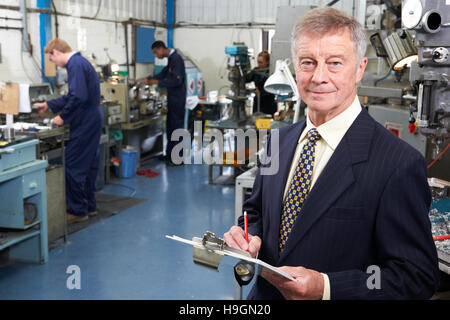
<box><xmin>142</xmin><ymin>41</ymin><xmax>187</xmax><ymax>166</ymax></box>
<box><xmin>245</xmin><ymin>50</ymin><xmax>277</xmax><ymax>116</ymax></box>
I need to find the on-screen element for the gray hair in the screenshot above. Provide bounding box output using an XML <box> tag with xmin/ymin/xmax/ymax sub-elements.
<box><xmin>291</xmin><ymin>7</ymin><xmax>367</xmax><ymax>67</ymax></box>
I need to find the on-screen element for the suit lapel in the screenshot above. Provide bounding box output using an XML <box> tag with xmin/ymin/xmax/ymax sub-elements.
<box><xmin>277</xmin><ymin>109</ymin><xmax>375</xmax><ymax>264</ymax></box>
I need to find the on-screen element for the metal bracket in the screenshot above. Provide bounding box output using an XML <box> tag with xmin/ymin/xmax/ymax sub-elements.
<box><xmin>192</xmin><ymin>231</ymin><xmax>225</xmax><ymax>270</ymax></box>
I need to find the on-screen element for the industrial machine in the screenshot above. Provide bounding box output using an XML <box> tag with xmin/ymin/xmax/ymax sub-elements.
<box><xmin>28</xmin><ymin>83</ymin><xmax>58</xmax><ymax>105</ymax></box>
<box><xmin>400</xmin><ymin>0</ymin><xmax>450</xmax><ymax>282</ymax></box>
<box><xmin>101</xmin><ymin>77</ymin><xmax>166</xmax><ymax>168</ymax></box>
<box><xmin>358</xmin><ymin>0</ymin><xmax>449</xmax><ymax>182</ymax></box>
<box><xmin>101</xmin><ymin>77</ymin><xmax>168</xmax><ymax>124</ymax></box>
<box><xmin>178</xmin><ymin>49</ymin><xmax>204</xmax><ymax>98</ymax></box>
<box><xmin>100</xmin><ymin>79</ymin><xmax>139</xmax><ymax>123</ymax></box>
<box><xmin>128</xmin><ymin>83</ymin><xmax>167</xmax><ymax>117</ymax></box>
<box><xmin>1</xmin><ymin>83</ymin><xmax>67</xmax><ymax>163</ymax></box>
<box><xmin>101</xmin><ymin>101</ymin><xmax>123</xmax><ymax>126</ymax></box>
<box><xmin>404</xmin><ymin>0</ymin><xmax>449</xmax><ymax>156</ymax></box>
<box><xmin>201</xmin><ymin>44</ymin><xmax>256</xmax><ymax>185</ymax></box>
<box><xmin>223</xmin><ymin>44</ymin><xmax>252</xmax><ymax>124</ymax></box>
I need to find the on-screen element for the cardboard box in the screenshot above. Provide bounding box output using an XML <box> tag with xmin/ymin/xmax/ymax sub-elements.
<box><xmin>44</xmin><ymin>53</ymin><xmax>56</xmax><ymax>77</ymax></box>
<box><xmin>0</xmin><ymin>82</ymin><xmax>19</xmax><ymax>115</ymax></box>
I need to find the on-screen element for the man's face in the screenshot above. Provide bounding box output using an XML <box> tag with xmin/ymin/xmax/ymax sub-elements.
<box><xmin>294</xmin><ymin>29</ymin><xmax>367</xmax><ymax>120</ymax></box>
<box><xmin>152</xmin><ymin>47</ymin><xmax>164</xmax><ymax>59</ymax></box>
<box><xmin>48</xmin><ymin>49</ymin><xmax>66</xmax><ymax>67</ymax></box>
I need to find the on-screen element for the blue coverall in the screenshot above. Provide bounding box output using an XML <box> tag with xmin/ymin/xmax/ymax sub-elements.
<box><xmin>148</xmin><ymin>50</ymin><xmax>186</xmax><ymax>159</ymax></box>
<box><xmin>47</xmin><ymin>52</ymin><xmax>103</xmax><ymax>217</ymax></box>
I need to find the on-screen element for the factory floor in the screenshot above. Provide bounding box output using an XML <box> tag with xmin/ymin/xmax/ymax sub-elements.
<box><xmin>0</xmin><ymin>159</ymin><xmax>253</xmax><ymax>300</ymax></box>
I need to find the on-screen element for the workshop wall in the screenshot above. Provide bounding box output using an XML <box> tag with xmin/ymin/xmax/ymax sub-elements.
<box><xmin>176</xmin><ymin>0</ymin><xmax>363</xmax><ymax>25</ymax></box>
<box><xmin>0</xmin><ymin>0</ymin><xmax>165</xmax><ymax>84</ymax></box>
<box><xmin>174</xmin><ymin>27</ymin><xmax>262</xmax><ymax>93</ymax></box>
<box><xmin>173</xmin><ymin>0</ymin><xmax>367</xmax><ymax>94</ymax></box>
<box><xmin>49</xmin><ymin>0</ymin><xmax>165</xmax><ymax>79</ymax></box>
<box><xmin>0</xmin><ymin>0</ymin><xmax>41</xmax><ymax>84</ymax></box>
<box><xmin>0</xmin><ymin>0</ymin><xmax>365</xmax><ymax>89</ymax></box>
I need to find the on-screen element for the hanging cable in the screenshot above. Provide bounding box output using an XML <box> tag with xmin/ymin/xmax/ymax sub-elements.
<box><xmin>374</xmin><ymin>68</ymin><xmax>392</xmax><ymax>87</ymax></box>
<box><xmin>51</xmin><ymin>0</ymin><xmax>59</xmax><ymax>38</ymax></box>
<box><xmin>91</xmin><ymin>0</ymin><xmax>103</xmax><ymax>19</ymax></box>
<box><xmin>20</xmin><ymin>33</ymin><xmax>39</xmax><ymax>83</ymax></box>
<box><xmin>428</xmin><ymin>143</ymin><xmax>450</xmax><ymax>169</ymax></box>
<box><xmin>21</xmin><ymin>51</ymin><xmax>36</xmax><ymax>83</ymax></box>
<box><xmin>326</xmin><ymin>0</ymin><xmax>341</xmax><ymax>6</ymax></box>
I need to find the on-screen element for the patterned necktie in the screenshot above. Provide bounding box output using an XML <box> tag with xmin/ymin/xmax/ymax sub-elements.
<box><xmin>279</xmin><ymin>128</ymin><xmax>321</xmax><ymax>255</ymax></box>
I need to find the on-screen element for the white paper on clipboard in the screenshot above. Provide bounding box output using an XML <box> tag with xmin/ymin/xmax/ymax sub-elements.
<box><xmin>166</xmin><ymin>235</ymin><xmax>295</xmax><ymax>281</ymax></box>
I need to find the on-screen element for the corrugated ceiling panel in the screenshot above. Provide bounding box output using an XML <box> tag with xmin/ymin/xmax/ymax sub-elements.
<box><xmin>176</xmin><ymin>0</ymin><xmax>358</xmax><ymax>24</ymax></box>
<box><xmin>52</xmin><ymin>0</ymin><xmax>164</xmax><ymax>22</ymax></box>
<box><xmin>46</xmin><ymin>0</ymin><xmax>358</xmax><ymax>25</ymax></box>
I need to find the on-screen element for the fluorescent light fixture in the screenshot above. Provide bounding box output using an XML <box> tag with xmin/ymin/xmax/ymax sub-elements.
<box><xmin>264</xmin><ymin>60</ymin><xmax>298</xmax><ymax>96</ymax></box>
<box><xmin>264</xmin><ymin>59</ymin><xmax>302</xmax><ymax>123</ymax></box>
<box><xmin>111</xmin><ymin>62</ymin><xmax>120</xmax><ymax>73</ymax></box>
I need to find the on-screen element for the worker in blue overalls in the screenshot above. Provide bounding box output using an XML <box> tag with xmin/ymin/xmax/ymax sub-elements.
<box><xmin>141</xmin><ymin>41</ymin><xmax>186</xmax><ymax>166</ymax></box>
<box><xmin>34</xmin><ymin>39</ymin><xmax>103</xmax><ymax>224</ymax></box>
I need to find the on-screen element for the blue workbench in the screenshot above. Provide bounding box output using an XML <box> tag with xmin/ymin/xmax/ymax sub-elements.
<box><xmin>0</xmin><ymin>139</ymin><xmax>48</xmax><ymax>264</ymax></box>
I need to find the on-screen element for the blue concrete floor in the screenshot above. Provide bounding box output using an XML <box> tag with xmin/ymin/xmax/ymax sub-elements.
<box><xmin>0</xmin><ymin>159</ymin><xmax>253</xmax><ymax>299</ymax></box>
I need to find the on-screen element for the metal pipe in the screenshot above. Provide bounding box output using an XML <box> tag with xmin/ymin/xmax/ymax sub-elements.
<box><xmin>421</xmin><ymin>83</ymin><xmax>432</xmax><ymax>124</ymax></box>
<box><xmin>0</xmin><ymin>26</ymin><xmax>23</xmax><ymax>31</ymax></box>
<box><xmin>20</xmin><ymin>0</ymin><xmax>28</xmax><ymax>52</ymax></box>
<box><xmin>0</xmin><ymin>5</ymin><xmax>166</xmax><ymax>27</ymax></box>
<box><xmin>374</xmin><ymin>68</ymin><xmax>392</xmax><ymax>87</ymax></box>
<box><xmin>123</xmin><ymin>22</ymin><xmax>130</xmax><ymax>77</ymax></box>
<box><xmin>0</xmin><ymin>17</ymin><xmax>22</xmax><ymax>21</ymax></box>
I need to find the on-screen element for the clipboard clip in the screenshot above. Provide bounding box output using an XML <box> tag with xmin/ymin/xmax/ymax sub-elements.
<box><xmin>201</xmin><ymin>231</ymin><xmax>225</xmax><ymax>251</ymax></box>
<box><xmin>192</xmin><ymin>231</ymin><xmax>226</xmax><ymax>269</ymax></box>
<box><xmin>194</xmin><ymin>231</ymin><xmax>255</xmax><ymax>286</ymax></box>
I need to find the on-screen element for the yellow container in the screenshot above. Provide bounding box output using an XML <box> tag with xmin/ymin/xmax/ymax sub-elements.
<box><xmin>255</xmin><ymin>118</ymin><xmax>273</xmax><ymax>130</ymax></box>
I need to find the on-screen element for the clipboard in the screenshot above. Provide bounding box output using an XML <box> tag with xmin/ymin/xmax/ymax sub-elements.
<box><xmin>166</xmin><ymin>232</ymin><xmax>295</xmax><ymax>281</ymax></box>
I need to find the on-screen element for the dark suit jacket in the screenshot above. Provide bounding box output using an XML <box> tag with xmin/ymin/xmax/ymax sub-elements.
<box><xmin>239</xmin><ymin>108</ymin><xmax>440</xmax><ymax>299</ymax></box>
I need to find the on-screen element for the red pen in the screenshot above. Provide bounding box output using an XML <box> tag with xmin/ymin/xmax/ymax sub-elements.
<box><xmin>244</xmin><ymin>211</ymin><xmax>249</xmax><ymax>251</ymax></box>
<box><xmin>433</xmin><ymin>234</ymin><xmax>450</xmax><ymax>241</ymax></box>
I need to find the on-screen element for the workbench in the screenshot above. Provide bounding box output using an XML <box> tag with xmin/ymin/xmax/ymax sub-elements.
<box><xmin>17</xmin><ymin>127</ymin><xmax>68</xmax><ymax>244</ymax></box>
<box><xmin>438</xmin><ymin>249</ymin><xmax>450</xmax><ymax>275</ymax></box>
<box><xmin>0</xmin><ymin>139</ymin><xmax>48</xmax><ymax>264</ymax></box>
<box><xmin>428</xmin><ymin>184</ymin><xmax>450</xmax><ymax>276</ymax></box>
<box><xmin>121</xmin><ymin>114</ymin><xmax>165</xmax><ymax>167</ymax></box>
<box><xmin>205</xmin><ymin>121</ymin><xmax>244</xmax><ymax>185</ymax></box>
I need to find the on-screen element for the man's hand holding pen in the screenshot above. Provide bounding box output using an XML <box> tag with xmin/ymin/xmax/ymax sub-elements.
<box><xmin>223</xmin><ymin>225</ymin><xmax>261</xmax><ymax>259</ymax></box>
<box><xmin>224</xmin><ymin>219</ymin><xmax>325</xmax><ymax>300</ymax></box>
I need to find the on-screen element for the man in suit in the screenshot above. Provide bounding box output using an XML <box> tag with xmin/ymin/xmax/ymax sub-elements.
<box><xmin>142</xmin><ymin>41</ymin><xmax>186</xmax><ymax>166</ymax></box>
<box><xmin>224</xmin><ymin>7</ymin><xmax>440</xmax><ymax>300</ymax></box>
